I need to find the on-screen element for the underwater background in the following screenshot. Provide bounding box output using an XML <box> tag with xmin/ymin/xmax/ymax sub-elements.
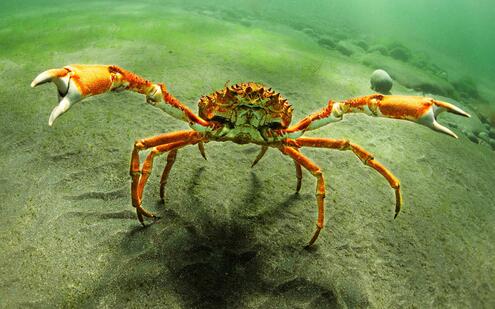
<box><xmin>1</xmin><ymin>0</ymin><xmax>494</xmax><ymax>308</ymax></box>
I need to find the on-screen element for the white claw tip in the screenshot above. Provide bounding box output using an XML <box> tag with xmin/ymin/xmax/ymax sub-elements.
<box><xmin>432</xmin><ymin>120</ymin><xmax>458</xmax><ymax>139</ymax></box>
<box><xmin>48</xmin><ymin>97</ymin><xmax>72</xmax><ymax>126</ymax></box>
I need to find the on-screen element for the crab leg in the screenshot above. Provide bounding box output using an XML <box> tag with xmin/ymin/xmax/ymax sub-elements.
<box><xmin>251</xmin><ymin>146</ymin><xmax>269</xmax><ymax>167</ymax></box>
<box><xmin>130</xmin><ymin>131</ymin><xmax>204</xmax><ymax>224</ymax></box>
<box><xmin>295</xmin><ymin>137</ymin><xmax>402</xmax><ymax>218</ymax></box>
<box><xmin>294</xmin><ymin>160</ymin><xmax>303</xmax><ymax>193</ymax></box>
<box><xmin>280</xmin><ymin>146</ymin><xmax>325</xmax><ymax>247</ymax></box>
<box><xmin>286</xmin><ymin>95</ymin><xmax>470</xmax><ymax>138</ymax></box>
<box><xmin>159</xmin><ymin>149</ymin><xmax>178</xmax><ymax>201</ymax></box>
<box><xmin>31</xmin><ymin>64</ymin><xmax>209</xmax><ymax>127</ymax></box>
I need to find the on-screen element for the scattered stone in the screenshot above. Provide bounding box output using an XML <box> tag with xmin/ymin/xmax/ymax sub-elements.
<box><xmin>370</xmin><ymin>69</ymin><xmax>393</xmax><ymax>94</ymax></box>
<box><xmin>488</xmin><ymin>138</ymin><xmax>495</xmax><ymax>150</ymax></box>
<box><xmin>478</xmin><ymin>131</ymin><xmax>491</xmax><ymax>144</ymax></box>
<box><xmin>368</xmin><ymin>45</ymin><xmax>388</xmax><ymax>56</ymax></box>
<box><xmin>336</xmin><ymin>41</ymin><xmax>353</xmax><ymax>56</ymax></box>
<box><xmin>452</xmin><ymin>76</ymin><xmax>480</xmax><ymax>99</ymax></box>
<box><xmin>447</xmin><ymin>121</ymin><xmax>458</xmax><ymax>129</ymax></box>
<box><xmin>478</xmin><ymin>113</ymin><xmax>488</xmax><ymax>124</ymax></box>
<box><xmin>466</xmin><ymin>132</ymin><xmax>479</xmax><ymax>144</ymax></box>
<box><xmin>302</xmin><ymin>27</ymin><xmax>317</xmax><ymax>38</ymax></box>
<box><xmin>318</xmin><ymin>37</ymin><xmax>336</xmax><ymax>49</ymax></box>
<box><xmin>488</xmin><ymin>128</ymin><xmax>495</xmax><ymax>139</ymax></box>
<box><xmin>388</xmin><ymin>44</ymin><xmax>412</xmax><ymax>62</ymax></box>
<box><xmin>360</xmin><ymin>53</ymin><xmax>458</xmax><ymax>99</ymax></box>
<box><xmin>354</xmin><ymin>40</ymin><xmax>369</xmax><ymax>51</ymax></box>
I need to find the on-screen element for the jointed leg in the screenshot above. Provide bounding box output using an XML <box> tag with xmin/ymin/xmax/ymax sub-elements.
<box><xmin>295</xmin><ymin>137</ymin><xmax>402</xmax><ymax>217</ymax></box>
<box><xmin>285</xmin><ymin>95</ymin><xmax>470</xmax><ymax>139</ymax></box>
<box><xmin>31</xmin><ymin>64</ymin><xmax>211</xmax><ymax>127</ymax></box>
<box><xmin>294</xmin><ymin>160</ymin><xmax>302</xmax><ymax>193</ymax></box>
<box><xmin>198</xmin><ymin>142</ymin><xmax>207</xmax><ymax>160</ymax></box>
<box><xmin>160</xmin><ymin>149</ymin><xmax>178</xmax><ymax>201</ymax></box>
<box><xmin>130</xmin><ymin>131</ymin><xmax>203</xmax><ymax>224</ymax></box>
<box><xmin>138</xmin><ymin>141</ymin><xmax>191</xmax><ymax>201</ymax></box>
<box><xmin>251</xmin><ymin>146</ymin><xmax>268</xmax><ymax>167</ymax></box>
<box><xmin>280</xmin><ymin>146</ymin><xmax>325</xmax><ymax>247</ymax></box>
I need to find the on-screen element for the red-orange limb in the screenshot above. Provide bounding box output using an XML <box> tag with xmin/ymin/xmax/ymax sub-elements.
<box><xmin>138</xmin><ymin>141</ymin><xmax>193</xmax><ymax>202</ymax></box>
<box><xmin>31</xmin><ymin>64</ymin><xmax>211</xmax><ymax>127</ymax></box>
<box><xmin>251</xmin><ymin>146</ymin><xmax>268</xmax><ymax>167</ymax></box>
<box><xmin>294</xmin><ymin>160</ymin><xmax>302</xmax><ymax>193</ymax></box>
<box><xmin>280</xmin><ymin>146</ymin><xmax>325</xmax><ymax>247</ymax></box>
<box><xmin>134</xmin><ymin>131</ymin><xmax>202</xmax><ymax>150</ymax></box>
<box><xmin>160</xmin><ymin>149</ymin><xmax>178</xmax><ymax>201</ymax></box>
<box><xmin>286</xmin><ymin>95</ymin><xmax>469</xmax><ymax>138</ymax></box>
<box><xmin>198</xmin><ymin>142</ymin><xmax>207</xmax><ymax>160</ymax></box>
<box><xmin>295</xmin><ymin>137</ymin><xmax>402</xmax><ymax>218</ymax></box>
<box><xmin>129</xmin><ymin>131</ymin><xmax>204</xmax><ymax>224</ymax></box>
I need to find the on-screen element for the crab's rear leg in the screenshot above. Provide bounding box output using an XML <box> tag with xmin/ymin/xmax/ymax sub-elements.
<box><xmin>296</xmin><ymin>137</ymin><xmax>402</xmax><ymax>218</ymax></box>
<box><xmin>280</xmin><ymin>146</ymin><xmax>325</xmax><ymax>247</ymax></box>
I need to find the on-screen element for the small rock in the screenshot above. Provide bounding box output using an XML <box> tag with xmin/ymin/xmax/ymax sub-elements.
<box><xmin>318</xmin><ymin>37</ymin><xmax>336</xmax><ymax>49</ymax></box>
<box><xmin>302</xmin><ymin>27</ymin><xmax>317</xmax><ymax>38</ymax></box>
<box><xmin>355</xmin><ymin>40</ymin><xmax>369</xmax><ymax>51</ymax></box>
<box><xmin>488</xmin><ymin>138</ymin><xmax>495</xmax><ymax>150</ymax></box>
<box><xmin>488</xmin><ymin>128</ymin><xmax>495</xmax><ymax>139</ymax></box>
<box><xmin>466</xmin><ymin>132</ymin><xmax>479</xmax><ymax>144</ymax></box>
<box><xmin>370</xmin><ymin>69</ymin><xmax>393</xmax><ymax>94</ymax></box>
<box><xmin>388</xmin><ymin>44</ymin><xmax>412</xmax><ymax>62</ymax></box>
<box><xmin>336</xmin><ymin>41</ymin><xmax>353</xmax><ymax>56</ymax></box>
<box><xmin>452</xmin><ymin>76</ymin><xmax>480</xmax><ymax>99</ymax></box>
<box><xmin>478</xmin><ymin>131</ymin><xmax>490</xmax><ymax>143</ymax></box>
<box><xmin>369</xmin><ymin>45</ymin><xmax>388</xmax><ymax>56</ymax></box>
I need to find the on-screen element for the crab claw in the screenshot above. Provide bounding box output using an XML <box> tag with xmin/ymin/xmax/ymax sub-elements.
<box><xmin>421</xmin><ymin>99</ymin><xmax>471</xmax><ymax>138</ymax></box>
<box><xmin>31</xmin><ymin>67</ymin><xmax>85</xmax><ymax>126</ymax></box>
<box><xmin>31</xmin><ymin>65</ymin><xmax>118</xmax><ymax>126</ymax></box>
<box><xmin>361</xmin><ymin>95</ymin><xmax>471</xmax><ymax>139</ymax></box>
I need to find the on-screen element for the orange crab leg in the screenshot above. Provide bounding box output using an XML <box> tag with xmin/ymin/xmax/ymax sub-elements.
<box><xmin>294</xmin><ymin>160</ymin><xmax>303</xmax><ymax>193</ymax></box>
<box><xmin>130</xmin><ymin>131</ymin><xmax>204</xmax><ymax>224</ymax></box>
<box><xmin>286</xmin><ymin>95</ymin><xmax>470</xmax><ymax>138</ymax></box>
<box><xmin>295</xmin><ymin>137</ymin><xmax>402</xmax><ymax>218</ymax></box>
<box><xmin>159</xmin><ymin>149</ymin><xmax>178</xmax><ymax>201</ymax></box>
<box><xmin>251</xmin><ymin>146</ymin><xmax>269</xmax><ymax>167</ymax></box>
<box><xmin>280</xmin><ymin>146</ymin><xmax>325</xmax><ymax>247</ymax></box>
<box><xmin>198</xmin><ymin>142</ymin><xmax>207</xmax><ymax>160</ymax></box>
<box><xmin>31</xmin><ymin>64</ymin><xmax>210</xmax><ymax>127</ymax></box>
<box><xmin>138</xmin><ymin>141</ymin><xmax>195</xmax><ymax>202</ymax></box>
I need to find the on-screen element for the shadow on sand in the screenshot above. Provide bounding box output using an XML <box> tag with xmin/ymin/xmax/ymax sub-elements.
<box><xmin>65</xmin><ymin>168</ymin><xmax>339</xmax><ymax>308</ymax></box>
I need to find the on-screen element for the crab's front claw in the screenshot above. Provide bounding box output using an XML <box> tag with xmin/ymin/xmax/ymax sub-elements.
<box><xmin>31</xmin><ymin>65</ymin><xmax>115</xmax><ymax>126</ymax></box>
<box><xmin>345</xmin><ymin>95</ymin><xmax>471</xmax><ymax>138</ymax></box>
<box><xmin>376</xmin><ymin>95</ymin><xmax>470</xmax><ymax>138</ymax></box>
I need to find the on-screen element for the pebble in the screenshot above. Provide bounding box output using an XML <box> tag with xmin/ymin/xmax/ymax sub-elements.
<box><xmin>370</xmin><ymin>69</ymin><xmax>393</xmax><ymax>93</ymax></box>
<box><xmin>488</xmin><ymin>128</ymin><xmax>495</xmax><ymax>139</ymax></box>
<box><xmin>478</xmin><ymin>132</ymin><xmax>490</xmax><ymax>143</ymax></box>
<box><xmin>466</xmin><ymin>132</ymin><xmax>479</xmax><ymax>144</ymax></box>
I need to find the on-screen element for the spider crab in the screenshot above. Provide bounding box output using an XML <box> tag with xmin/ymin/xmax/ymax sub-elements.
<box><xmin>31</xmin><ymin>65</ymin><xmax>470</xmax><ymax>246</ymax></box>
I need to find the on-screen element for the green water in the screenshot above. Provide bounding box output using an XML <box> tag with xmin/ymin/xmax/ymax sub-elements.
<box><xmin>1</xmin><ymin>1</ymin><xmax>494</xmax><ymax>308</ymax></box>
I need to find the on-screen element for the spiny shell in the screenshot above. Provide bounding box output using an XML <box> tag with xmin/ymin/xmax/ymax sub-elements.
<box><xmin>198</xmin><ymin>82</ymin><xmax>293</xmax><ymax>128</ymax></box>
